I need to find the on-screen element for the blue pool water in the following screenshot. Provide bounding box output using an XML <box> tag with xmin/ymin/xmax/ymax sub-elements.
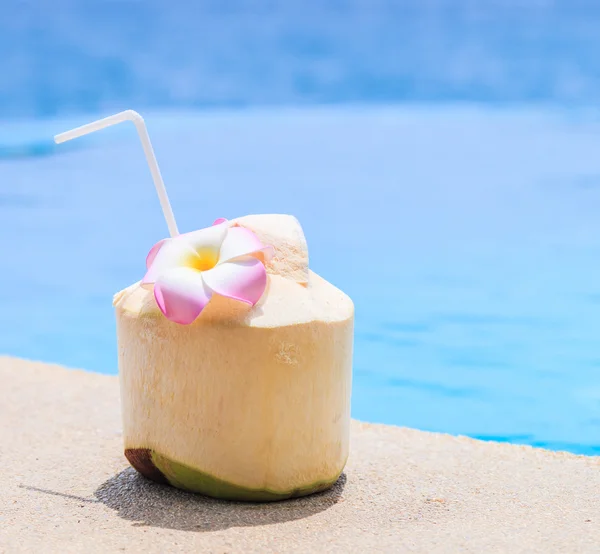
<box><xmin>3</xmin><ymin>0</ymin><xmax>600</xmax><ymax>118</ymax></box>
<box><xmin>1</xmin><ymin>107</ymin><xmax>600</xmax><ymax>455</ymax></box>
<box><xmin>1</xmin><ymin>1</ymin><xmax>600</xmax><ymax>455</ymax></box>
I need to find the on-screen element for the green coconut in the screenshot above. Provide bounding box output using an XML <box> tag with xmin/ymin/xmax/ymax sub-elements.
<box><xmin>114</xmin><ymin>215</ymin><xmax>354</xmax><ymax>501</ymax></box>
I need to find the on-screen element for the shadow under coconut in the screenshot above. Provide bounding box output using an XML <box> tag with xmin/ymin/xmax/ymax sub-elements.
<box><xmin>94</xmin><ymin>467</ymin><xmax>347</xmax><ymax>532</ymax></box>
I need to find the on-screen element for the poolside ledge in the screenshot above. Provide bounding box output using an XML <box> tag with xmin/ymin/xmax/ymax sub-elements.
<box><xmin>1</xmin><ymin>357</ymin><xmax>598</xmax><ymax>553</ymax></box>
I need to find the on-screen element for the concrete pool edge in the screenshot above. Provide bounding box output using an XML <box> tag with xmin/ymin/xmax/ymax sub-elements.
<box><xmin>1</xmin><ymin>355</ymin><xmax>598</xmax><ymax>553</ymax></box>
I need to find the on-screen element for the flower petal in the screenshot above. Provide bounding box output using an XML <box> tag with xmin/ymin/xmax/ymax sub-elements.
<box><xmin>202</xmin><ymin>257</ymin><xmax>267</xmax><ymax>305</ymax></box>
<box><xmin>146</xmin><ymin>239</ymin><xmax>166</xmax><ymax>269</ymax></box>
<box><xmin>180</xmin><ymin>221</ymin><xmax>228</xmax><ymax>253</ymax></box>
<box><xmin>213</xmin><ymin>217</ymin><xmax>228</xmax><ymax>225</ymax></box>
<box><xmin>218</xmin><ymin>227</ymin><xmax>274</xmax><ymax>263</ymax></box>
<box><xmin>142</xmin><ymin>238</ymin><xmax>197</xmax><ymax>286</ymax></box>
<box><xmin>154</xmin><ymin>267</ymin><xmax>212</xmax><ymax>324</ymax></box>
<box><xmin>143</xmin><ymin>223</ymin><xmax>229</xmax><ymax>286</ymax></box>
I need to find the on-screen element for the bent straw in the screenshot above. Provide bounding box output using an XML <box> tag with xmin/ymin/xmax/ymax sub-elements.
<box><xmin>54</xmin><ymin>110</ymin><xmax>179</xmax><ymax>237</ymax></box>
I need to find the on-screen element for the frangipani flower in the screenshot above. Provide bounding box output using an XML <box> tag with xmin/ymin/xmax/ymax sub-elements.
<box><xmin>142</xmin><ymin>219</ymin><xmax>273</xmax><ymax>324</ymax></box>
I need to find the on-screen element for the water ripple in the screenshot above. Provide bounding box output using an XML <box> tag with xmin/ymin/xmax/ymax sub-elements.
<box><xmin>435</xmin><ymin>312</ymin><xmax>562</xmax><ymax>329</ymax></box>
<box><xmin>0</xmin><ymin>140</ymin><xmax>58</xmax><ymax>159</ymax></box>
<box><xmin>386</xmin><ymin>377</ymin><xmax>482</xmax><ymax>399</ymax></box>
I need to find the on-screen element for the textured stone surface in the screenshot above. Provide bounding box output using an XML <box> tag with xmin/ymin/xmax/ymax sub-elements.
<box><xmin>0</xmin><ymin>357</ymin><xmax>598</xmax><ymax>553</ymax></box>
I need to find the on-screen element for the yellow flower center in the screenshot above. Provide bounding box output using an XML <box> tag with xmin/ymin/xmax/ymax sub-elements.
<box><xmin>186</xmin><ymin>247</ymin><xmax>219</xmax><ymax>272</ymax></box>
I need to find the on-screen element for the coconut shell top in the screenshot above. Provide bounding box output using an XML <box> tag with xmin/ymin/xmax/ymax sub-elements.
<box><xmin>114</xmin><ymin>214</ymin><xmax>353</xmax><ymax>327</ymax></box>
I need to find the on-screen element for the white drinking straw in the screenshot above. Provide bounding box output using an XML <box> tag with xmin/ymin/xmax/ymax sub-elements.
<box><xmin>54</xmin><ymin>110</ymin><xmax>179</xmax><ymax>237</ymax></box>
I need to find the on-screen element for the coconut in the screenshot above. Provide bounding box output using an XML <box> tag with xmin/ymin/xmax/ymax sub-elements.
<box><xmin>113</xmin><ymin>214</ymin><xmax>354</xmax><ymax>501</ymax></box>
